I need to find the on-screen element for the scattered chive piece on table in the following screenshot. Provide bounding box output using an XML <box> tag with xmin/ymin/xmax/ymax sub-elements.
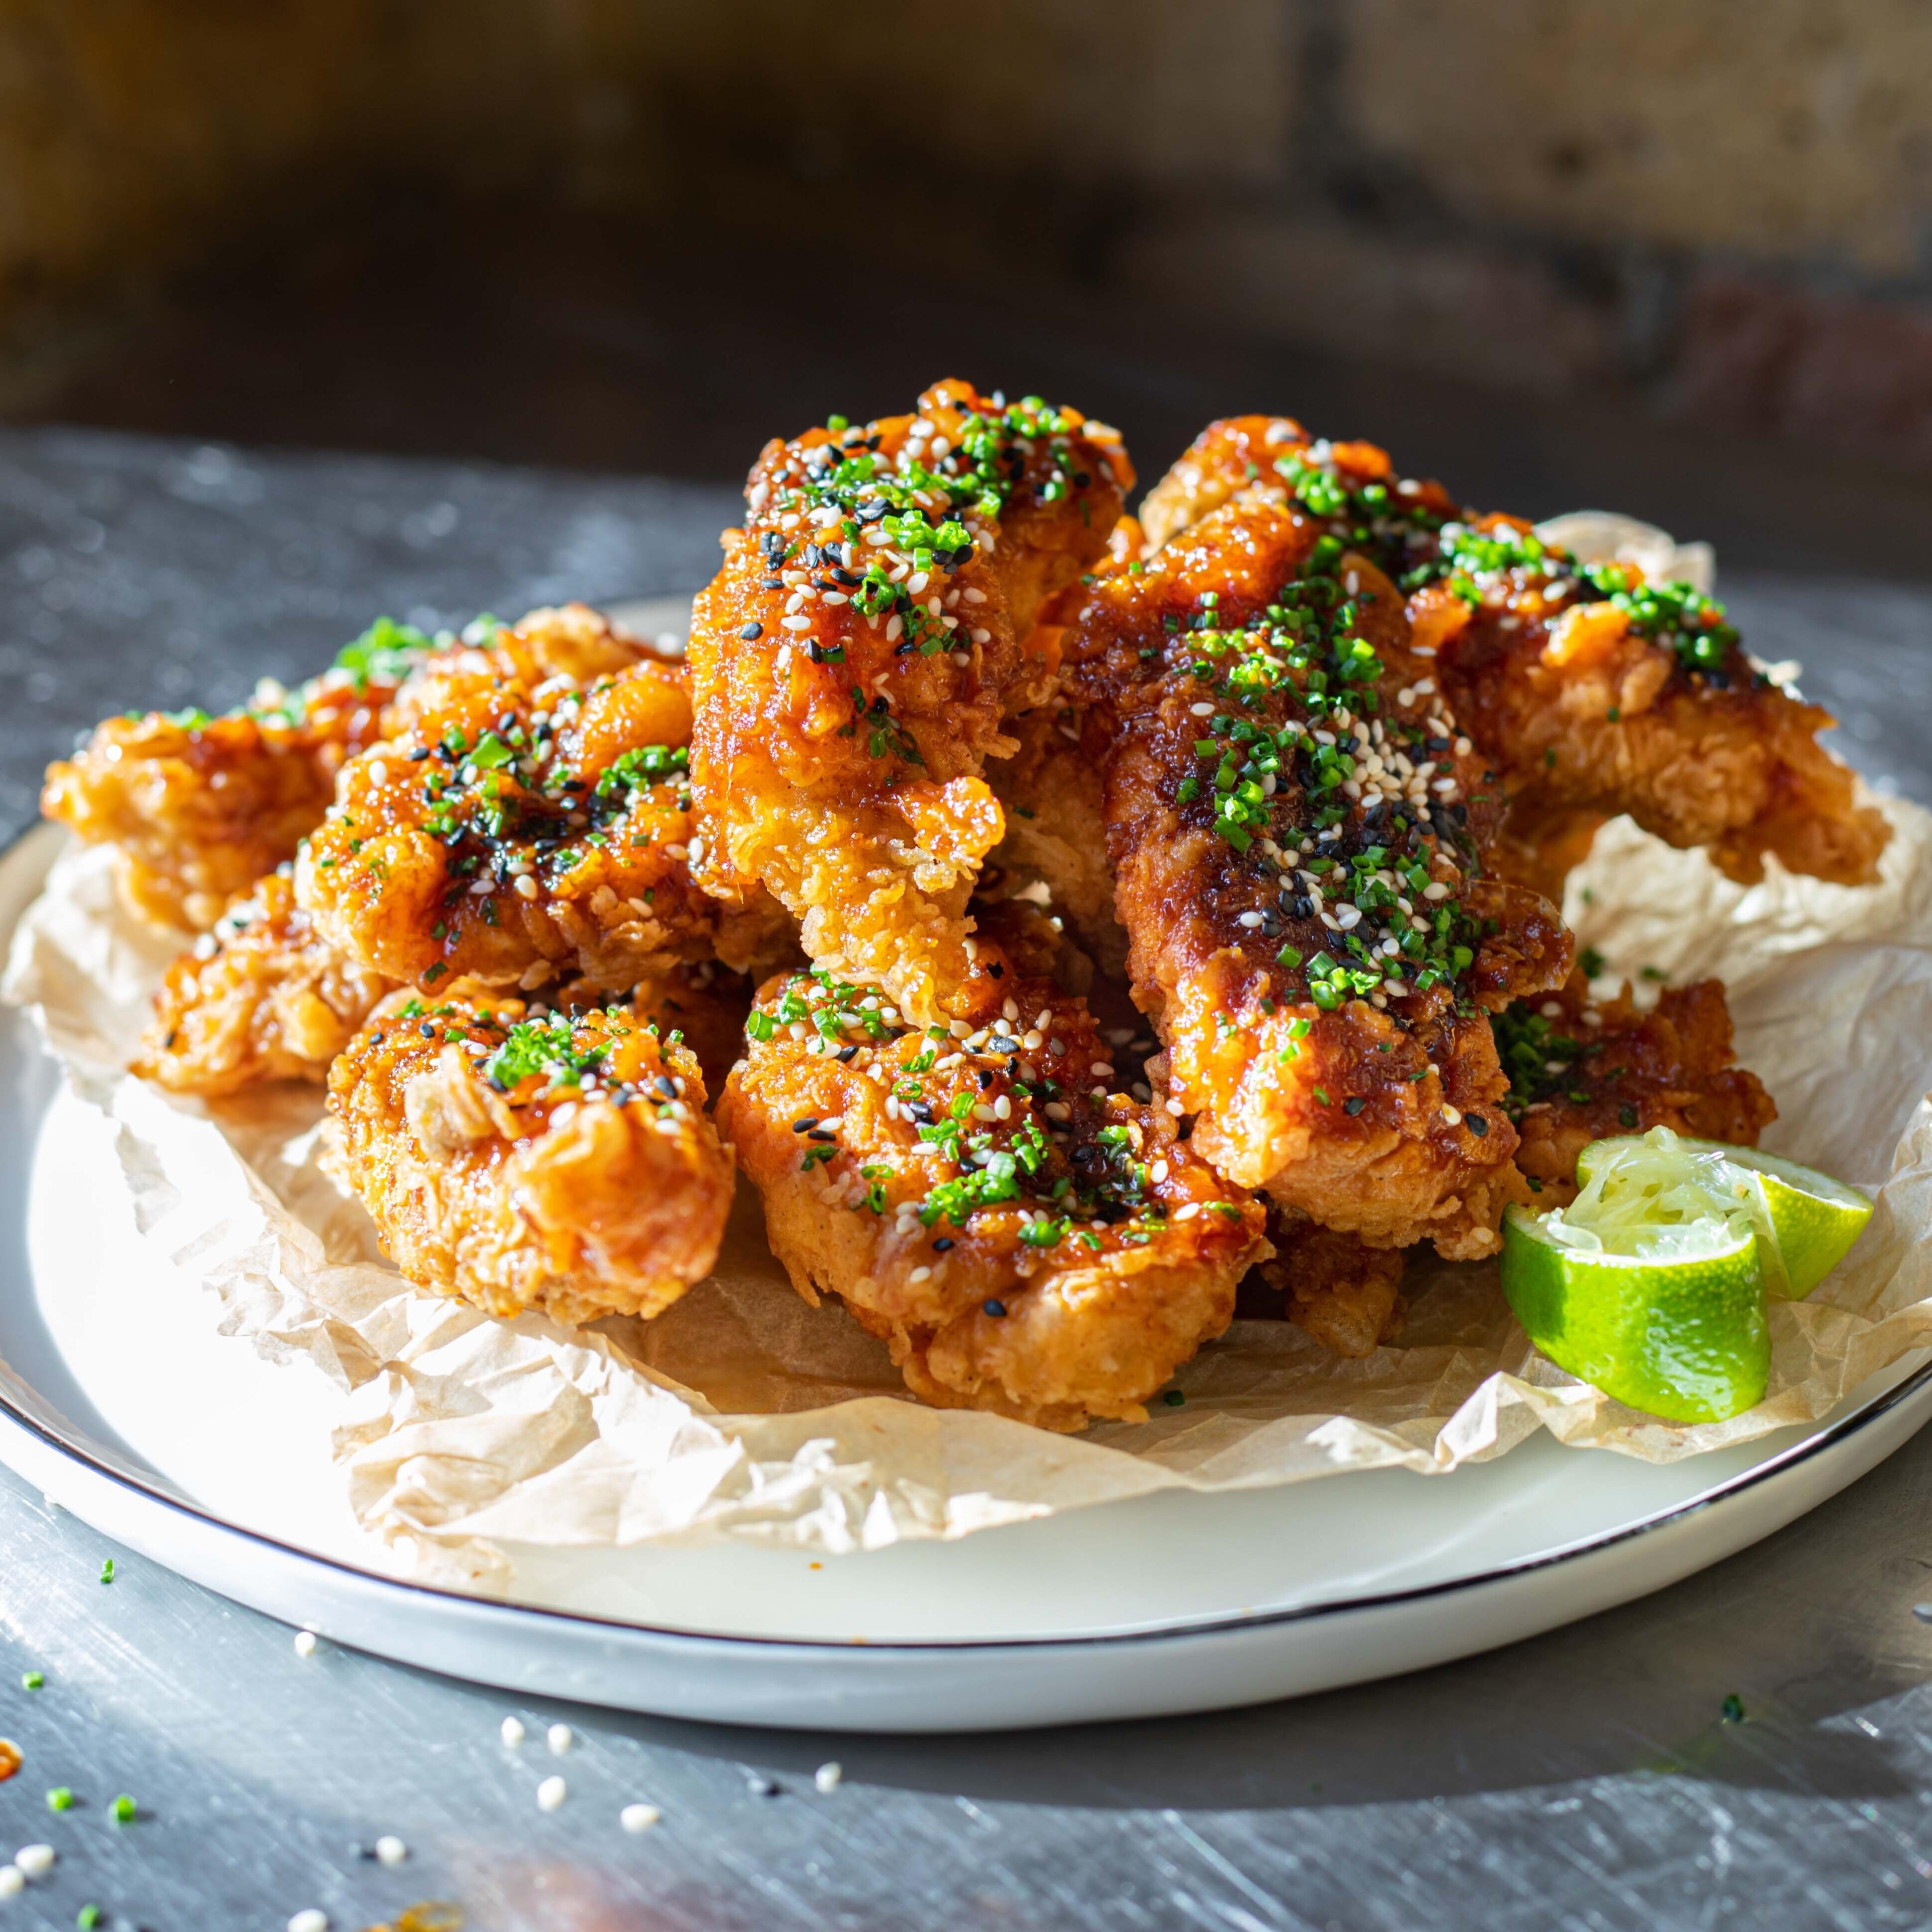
<box><xmin>47</xmin><ymin>1785</ymin><xmax>73</xmax><ymax>1810</ymax></box>
<box><xmin>99</xmin><ymin>1559</ymin><xmax>115</xmax><ymax>1584</ymax></box>
<box><xmin>78</xmin><ymin>1907</ymin><xmax>103</xmax><ymax>1929</ymax></box>
<box><xmin>1164</xmin><ymin>1390</ymin><xmax>1186</xmax><ymax>1408</ymax></box>
<box><xmin>1721</xmin><ymin>1693</ymin><xmax>1747</xmax><ymax>1723</ymax></box>
<box><xmin>112</xmin><ymin>1794</ymin><xmax>137</xmax><ymax>1823</ymax></box>
<box><xmin>22</xmin><ymin>1671</ymin><xmax>44</xmax><ymax>1690</ymax></box>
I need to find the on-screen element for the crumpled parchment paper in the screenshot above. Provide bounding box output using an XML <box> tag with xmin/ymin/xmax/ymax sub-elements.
<box><xmin>11</xmin><ymin>560</ymin><xmax>1932</xmax><ymax>1593</ymax></box>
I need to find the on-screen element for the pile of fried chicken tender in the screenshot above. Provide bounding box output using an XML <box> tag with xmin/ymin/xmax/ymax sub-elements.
<box><xmin>43</xmin><ymin>382</ymin><xmax>1890</xmax><ymax>1432</ymax></box>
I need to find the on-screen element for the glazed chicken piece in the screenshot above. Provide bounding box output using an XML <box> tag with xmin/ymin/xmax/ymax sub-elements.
<box><xmin>298</xmin><ymin>633</ymin><xmax>785</xmax><ymax>995</ymax></box>
<box><xmin>1140</xmin><ymin>416</ymin><xmax>1888</xmax><ymax>893</ymax></box>
<box><xmin>718</xmin><ymin>958</ymin><xmax>1267</xmax><ymax>1431</ymax></box>
<box><xmin>330</xmin><ymin>991</ymin><xmax>732</xmax><ymax>1326</ymax></box>
<box><xmin>1253</xmin><ymin>1217</ymin><xmax>1407</xmax><ymax>1359</ymax></box>
<box><xmin>131</xmin><ymin>869</ymin><xmax>391</xmax><ymax>1096</ymax></box>
<box><xmin>1062</xmin><ymin>495</ymin><xmax>1572</xmax><ymax>1260</ymax></box>
<box><xmin>1499</xmin><ymin>968</ymin><xmax>1776</xmax><ymax>1206</ymax></box>
<box><xmin>686</xmin><ymin>380</ymin><xmax>1130</xmax><ymax>1027</ymax></box>
<box><xmin>41</xmin><ymin>616</ymin><xmax>431</xmax><ymax>929</ymax></box>
<box><xmin>43</xmin><ymin>605</ymin><xmax>660</xmax><ymax>934</ymax></box>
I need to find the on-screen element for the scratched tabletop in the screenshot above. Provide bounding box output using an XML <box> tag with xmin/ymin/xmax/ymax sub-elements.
<box><xmin>4</xmin><ymin>426</ymin><xmax>1932</xmax><ymax>1932</ymax></box>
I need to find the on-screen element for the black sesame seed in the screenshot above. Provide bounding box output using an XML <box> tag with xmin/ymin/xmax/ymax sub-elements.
<box><xmin>983</xmin><ymin>1299</ymin><xmax>1007</xmax><ymax>1318</ymax></box>
<box><xmin>419</xmin><ymin>1022</ymin><xmax>436</xmax><ymax>1039</ymax></box>
<box><xmin>653</xmin><ymin>1075</ymin><xmax>678</xmax><ymax>1099</ymax></box>
<box><xmin>1466</xmin><ymin>1113</ymin><xmax>1489</xmax><ymax>1136</ymax></box>
<box><xmin>790</xmin><ymin>1116</ymin><xmax>819</xmax><ymax>1134</ymax></box>
<box><xmin>836</xmin><ymin>1045</ymin><xmax>859</xmax><ymax>1063</ymax></box>
<box><xmin>1343</xmin><ymin>1096</ymin><xmax>1366</xmax><ymax>1115</ymax></box>
<box><xmin>932</xmin><ymin>1237</ymin><xmax>954</xmax><ymax>1251</ymax></box>
<box><xmin>739</xmin><ymin>622</ymin><xmax>764</xmax><ymax>641</ymax></box>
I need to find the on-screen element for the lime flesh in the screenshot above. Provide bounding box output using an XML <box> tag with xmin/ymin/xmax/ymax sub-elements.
<box><xmin>1575</xmin><ymin>1131</ymin><xmax>1873</xmax><ymax>1298</ymax></box>
<box><xmin>1502</xmin><ymin>1203</ymin><xmax>1768</xmax><ymax>1423</ymax></box>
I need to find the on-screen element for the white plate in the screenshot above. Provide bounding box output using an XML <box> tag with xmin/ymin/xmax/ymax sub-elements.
<box><xmin>3</xmin><ymin>820</ymin><xmax>1928</xmax><ymax>1733</ymax></box>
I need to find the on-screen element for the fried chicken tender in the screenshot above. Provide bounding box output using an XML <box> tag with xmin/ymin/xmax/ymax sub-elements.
<box><xmin>718</xmin><ymin>959</ymin><xmax>1267</xmax><ymax>1430</ymax></box>
<box><xmin>130</xmin><ymin>869</ymin><xmax>391</xmax><ymax>1095</ymax></box>
<box><xmin>43</xmin><ymin>657</ymin><xmax>404</xmax><ymax>930</ymax></box>
<box><xmin>298</xmin><ymin>638</ymin><xmax>785</xmax><ymax>994</ymax></box>
<box><xmin>1063</xmin><ymin>495</ymin><xmax>1572</xmax><ymax>1259</ymax></box>
<box><xmin>1139</xmin><ymin>415</ymin><xmax>1887</xmax><ymax>892</ymax></box>
<box><xmin>1499</xmin><ymin>969</ymin><xmax>1777</xmax><ymax>1205</ymax></box>
<box><xmin>687</xmin><ymin>380</ymin><xmax>1130</xmax><ymax>1027</ymax></box>
<box><xmin>330</xmin><ymin>991</ymin><xmax>731</xmax><ymax>1326</ymax></box>
<box><xmin>1254</xmin><ymin>1217</ymin><xmax>1406</xmax><ymax>1358</ymax></box>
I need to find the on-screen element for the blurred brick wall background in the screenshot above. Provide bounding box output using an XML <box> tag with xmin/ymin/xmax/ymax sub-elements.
<box><xmin>1</xmin><ymin>0</ymin><xmax>1927</xmax><ymax>475</ymax></box>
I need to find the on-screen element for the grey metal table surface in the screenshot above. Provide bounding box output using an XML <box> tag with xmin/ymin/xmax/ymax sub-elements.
<box><xmin>3</xmin><ymin>427</ymin><xmax>1932</xmax><ymax>1932</ymax></box>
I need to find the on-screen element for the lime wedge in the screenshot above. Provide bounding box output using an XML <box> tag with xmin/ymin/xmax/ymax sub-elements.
<box><xmin>1575</xmin><ymin>1130</ymin><xmax>1873</xmax><ymax>1298</ymax></box>
<box><xmin>1502</xmin><ymin>1199</ymin><xmax>1768</xmax><ymax>1423</ymax></box>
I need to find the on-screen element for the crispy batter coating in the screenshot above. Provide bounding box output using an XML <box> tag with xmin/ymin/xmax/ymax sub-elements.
<box><xmin>687</xmin><ymin>380</ymin><xmax>1130</xmax><ymax>1026</ymax></box>
<box><xmin>1139</xmin><ymin>415</ymin><xmax>1887</xmax><ymax>891</ymax></box>
<box><xmin>1063</xmin><ymin>495</ymin><xmax>1571</xmax><ymax>1258</ymax></box>
<box><xmin>1500</xmin><ymin>970</ymin><xmax>1777</xmax><ymax>1205</ymax></box>
<box><xmin>330</xmin><ymin>990</ymin><xmax>731</xmax><ymax>1326</ymax></box>
<box><xmin>44</xmin><ymin>665</ymin><xmax>401</xmax><ymax>930</ymax></box>
<box><xmin>298</xmin><ymin>640</ymin><xmax>785</xmax><ymax>995</ymax></box>
<box><xmin>1255</xmin><ymin>1217</ymin><xmax>1406</xmax><ymax>1358</ymax></box>
<box><xmin>44</xmin><ymin>605</ymin><xmax>663</xmax><ymax>935</ymax></box>
<box><xmin>984</xmin><ymin>702</ymin><xmax>1130</xmax><ymax>980</ymax></box>
<box><xmin>130</xmin><ymin>870</ymin><xmax>391</xmax><ymax>1096</ymax></box>
<box><xmin>718</xmin><ymin>958</ymin><xmax>1267</xmax><ymax>1430</ymax></box>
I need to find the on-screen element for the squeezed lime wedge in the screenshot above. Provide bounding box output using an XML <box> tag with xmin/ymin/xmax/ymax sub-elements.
<box><xmin>1502</xmin><ymin>1201</ymin><xmax>1767</xmax><ymax>1423</ymax></box>
<box><xmin>1501</xmin><ymin>1127</ymin><xmax>1874</xmax><ymax>1423</ymax></box>
<box><xmin>1575</xmin><ymin>1131</ymin><xmax>1873</xmax><ymax>1298</ymax></box>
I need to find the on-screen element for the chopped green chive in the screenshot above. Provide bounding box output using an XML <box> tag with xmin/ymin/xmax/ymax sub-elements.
<box><xmin>47</xmin><ymin>1786</ymin><xmax>73</xmax><ymax>1811</ymax></box>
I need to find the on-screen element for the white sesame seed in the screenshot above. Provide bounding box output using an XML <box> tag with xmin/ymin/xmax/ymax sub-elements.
<box><xmin>1189</xmin><ymin>702</ymin><xmax>1215</xmax><ymax>717</ymax></box>
<box><xmin>514</xmin><ymin>873</ymin><xmax>539</xmax><ymax>900</ymax></box>
<box><xmin>13</xmin><ymin>1845</ymin><xmax>53</xmax><ymax>1880</ymax></box>
<box><xmin>621</xmin><ymin>1802</ymin><xmax>662</xmax><ymax>1833</ymax></box>
<box><xmin>1441</xmin><ymin>1105</ymin><xmax>1463</xmax><ymax>1126</ymax></box>
<box><xmin>993</xmin><ymin>1094</ymin><xmax>1012</xmax><ymax>1121</ymax></box>
<box><xmin>1237</xmin><ymin>911</ymin><xmax>1264</xmax><ymax>929</ymax></box>
<box><xmin>1423</xmin><ymin>881</ymin><xmax>1450</xmax><ymax>901</ymax></box>
<box><xmin>537</xmin><ymin>1776</ymin><xmax>568</xmax><ymax>1811</ymax></box>
<box><xmin>293</xmin><ymin>1629</ymin><xmax>317</xmax><ymax>1657</ymax></box>
<box><xmin>375</xmin><ymin>1835</ymin><xmax>408</xmax><ymax>1866</ymax></box>
<box><xmin>367</xmin><ymin>759</ymin><xmax>388</xmax><ymax>786</ymax></box>
<box><xmin>0</xmin><ymin>1868</ymin><xmax>20</xmax><ymax>1899</ymax></box>
<box><xmin>288</xmin><ymin>1913</ymin><xmax>329</xmax><ymax>1932</ymax></box>
<box><xmin>972</xmin><ymin>1103</ymin><xmax>998</xmax><ymax>1124</ymax></box>
<box><xmin>1166</xmin><ymin>1097</ymin><xmax>1186</xmax><ymax>1116</ymax></box>
<box><xmin>909</xmin><ymin>1266</ymin><xmax>932</xmax><ymax>1284</ymax></box>
<box><xmin>500</xmin><ymin>1716</ymin><xmax>526</xmax><ymax>1747</ymax></box>
<box><xmin>1091</xmin><ymin>1062</ymin><xmax>1115</xmax><ymax>1079</ymax></box>
<box><xmin>548</xmin><ymin>1723</ymin><xmax>573</xmax><ymax>1755</ymax></box>
<box><xmin>1150</xmin><ymin>1159</ymin><xmax>1170</xmax><ymax>1183</ymax></box>
<box><xmin>815</xmin><ymin>1761</ymin><xmax>844</xmax><ymax>1793</ymax></box>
